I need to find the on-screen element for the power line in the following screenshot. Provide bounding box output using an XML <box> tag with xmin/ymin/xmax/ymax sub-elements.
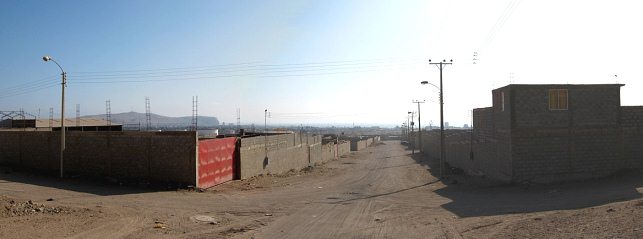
<box><xmin>0</xmin><ymin>57</ymin><xmax>427</xmax><ymax>99</ymax></box>
<box><xmin>475</xmin><ymin>0</ymin><xmax>522</xmax><ymax>64</ymax></box>
<box><xmin>70</xmin><ymin>57</ymin><xmax>424</xmax><ymax>75</ymax></box>
<box><xmin>68</xmin><ymin>60</ymin><xmax>424</xmax><ymax>81</ymax></box>
<box><xmin>480</xmin><ymin>0</ymin><xmax>521</xmax><ymax>50</ymax></box>
<box><xmin>69</xmin><ymin>64</ymin><xmax>423</xmax><ymax>85</ymax></box>
<box><xmin>0</xmin><ymin>80</ymin><xmax>60</xmax><ymax>99</ymax></box>
<box><xmin>1</xmin><ymin>75</ymin><xmax>58</xmax><ymax>92</ymax></box>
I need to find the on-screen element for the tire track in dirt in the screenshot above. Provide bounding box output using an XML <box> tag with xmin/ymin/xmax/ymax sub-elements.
<box><xmin>66</xmin><ymin>206</ymin><xmax>145</xmax><ymax>239</ymax></box>
<box><xmin>238</xmin><ymin>142</ymin><xmax>446</xmax><ymax>238</ymax></box>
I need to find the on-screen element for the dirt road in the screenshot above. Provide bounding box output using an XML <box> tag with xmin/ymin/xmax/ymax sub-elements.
<box><xmin>1</xmin><ymin>141</ymin><xmax>642</xmax><ymax>238</ymax></box>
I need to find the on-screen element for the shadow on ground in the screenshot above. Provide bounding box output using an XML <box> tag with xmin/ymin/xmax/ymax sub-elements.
<box><xmin>0</xmin><ymin>166</ymin><xmax>163</xmax><ymax>196</ymax></box>
<box><xmin>407</xmin><ymin>150</ymin><xmax>643</xmax><ymax>218</ymax></box>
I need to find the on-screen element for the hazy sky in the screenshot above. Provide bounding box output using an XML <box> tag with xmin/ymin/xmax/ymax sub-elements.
<box><xmin>2</xmin><ymin>0</ymin><xmax>642</xmax><ymax>127</ymax></box>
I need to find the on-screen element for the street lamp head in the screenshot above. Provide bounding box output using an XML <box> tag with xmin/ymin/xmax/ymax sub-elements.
<box><xmin>42</xmin><ymin>55</ymin><xmax>52</xmax><ymax>62</ymax></box>
<box><xmin>421</xmin><ymin>81</ymin><xmax>428</xmax><ymax>85</ymax></box>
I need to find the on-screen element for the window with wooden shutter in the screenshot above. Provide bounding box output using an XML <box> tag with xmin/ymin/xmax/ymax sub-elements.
<box><xmin>548</xmin><ymin>89</ymin><xmax>568</xmax><ymax>110</ymax></box>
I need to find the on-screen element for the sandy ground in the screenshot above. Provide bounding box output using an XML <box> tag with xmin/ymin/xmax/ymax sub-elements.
<box><xmin>1</xmin><ymin>140</ymin><xmax>642</xmax><ymax>238</ymax></box>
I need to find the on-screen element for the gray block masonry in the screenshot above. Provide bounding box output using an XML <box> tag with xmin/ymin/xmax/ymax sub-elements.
<box><xmin>238</xmin><ymin>134</ymin><xmax>380</xmax><ymax>179</ymax></box>
<box><xmin>419</xmin><ymin>84</ymin><xmax>643</xmax><ymax>183</ymax></box>
<box><xmin>0</xmin><ymin>131</ymin><xmax>197</xmax><ymax>185</ymax></box>
<box><xmin>0</xmin><ymin>130</ymin><xmax>382</xmax><ymax>185</ymax></box>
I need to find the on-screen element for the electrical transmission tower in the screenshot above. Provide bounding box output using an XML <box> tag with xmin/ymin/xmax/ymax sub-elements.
<box><xmin>75</xmin><ymin>104</ymin><xmax>80</xmax><ymax>127</ymax></box>
<box><xmin>49</xmin><ymin>107</ymin><xmax>54</xmax><ymax>129</ymax></box>
<box><xmin>106</xmin><ymin>100</ymin><xmax>111</xmax><ymax>126</ymax></box>
<box><xmin>145</xmin><ymin>97</ymin><xmax>151</xmax><ymax>131</ymax></box>
<box><xmin>236</xmin><ymin>108</ymin><xmax>241</xmax><ymax>131</ymax></box>
<box><xmin>191</xmin><ymin>96</ymin><xmax>198</xmax><ymax>131</ymax></box>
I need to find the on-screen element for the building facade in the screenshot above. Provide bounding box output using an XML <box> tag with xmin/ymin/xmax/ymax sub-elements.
<box><xmin>422</xmin><ymin>84</ymin><xmax>643</xmax><ymax>183</ymax></box>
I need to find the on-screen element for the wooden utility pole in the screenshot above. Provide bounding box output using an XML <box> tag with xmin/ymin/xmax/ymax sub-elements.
<box><xmin>413</xmin><ymin>100</ymin><xmax>425</xmax><ymax>153</ymax></box>
<box><xmin>429</xmin><ymin>59</ymin><xmax>452</xmax><ymax>179</ymax></box>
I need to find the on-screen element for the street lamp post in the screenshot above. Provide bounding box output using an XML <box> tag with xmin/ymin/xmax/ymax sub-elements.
<box><xmin>422</xmin><ymin>58</ymin><xmax>452</xmax><ymax>179</ymax></box>
<box><xmin>43</xmin><ymin>55</ymin><xmax>66</xmax><ymax>178</ymax></box>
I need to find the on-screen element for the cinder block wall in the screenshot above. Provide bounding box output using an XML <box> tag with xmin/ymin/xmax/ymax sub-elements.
<box><xmin>309</xmin><ymin>141</ymin><xmax>323</xmax><ymax>165</ymax></box>
<box><xmin>238</xmin><ymin>133</ymin><xmax>322</xmax><ymax>179</ymax></box>
<box><xmin>320</xmin><ymin>140</ymin><xmax>353</xmax><ymax>162</ymax></box>
<box><xmin>510</xmin><ymin>85</ymin><xmax>624</xmax><ymax>183</ymax></box>
<box><xmin>622</xmin><ymin>106</ymin><xmax>643</xmax><ymax>169</ymax></box>
<box><xmin>350</xmin><ymin>139</ymin><xmax>368</xmax><ymax>151</ymax></box>
<box><xmin>420</xmin><ymin>105</ymin><xmax>512</xmax><ymax>183</ymax></box>
<box><xmin>337</xmin><ymin>141</ymin><xmax>351</xmax><ymax>156</ymax></box>
<box><xmin>0</xmin><ymin>131</ymin><xmax>197</xmax><ymax>185</ymax></box>
<box><xmin>420</xmin><ymin>85</ymin><xmax>641</xmax><ymax>183</ymax></box>
<box><xmin>321</xmin><ymin>143</ymin><xmax>336</xmax><ymax>163</ymax></box>
<box><xmin>0</xmin><ymin>131</ymin><xmax>58</xmax><ymax>171</ymax></box>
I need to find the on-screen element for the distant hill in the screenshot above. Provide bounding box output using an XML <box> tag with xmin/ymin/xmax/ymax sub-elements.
<box><xmin>82</xmin><ymin>111</ymin><xmax>219</xmax><ymax>127</ymax></box>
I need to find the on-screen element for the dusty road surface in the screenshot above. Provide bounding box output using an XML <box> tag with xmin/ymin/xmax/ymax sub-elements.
<box><xmin>1</xmin><ymin>140</ymin><xmax>642</xmax><ymax>238</ymax></box>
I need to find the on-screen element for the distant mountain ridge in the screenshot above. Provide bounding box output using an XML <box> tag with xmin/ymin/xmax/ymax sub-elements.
<box><xmin>81</xmin><ymin>111</ymin><xmax>219</xmax><ymax>127</ymax></box>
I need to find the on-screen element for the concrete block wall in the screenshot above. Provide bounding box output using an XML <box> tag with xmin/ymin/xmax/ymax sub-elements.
<box><xmin>622</xmin><ymin>106</ymin><xmax>643</xmax><ymax>169</ymax></box>
<box><xmin>508</xmin><ymin>85</ymin><xmax>624</xmax><ymax>183</ymax></box>
<box><xmin>337</xmin><ymin>141</ymin><xmax>351</xmax><ymax>156</ymax></box>
<box><xmin>350</xmin><ymin>139</ymin><xmax>368</xmax><ymax>151</ymax></box>
<box><xmin>511</xmin><ymin>85</ymin><xmax>621</xmax><ymax>128</ymax></box>
<box><xmin>321</xmin><ymin>143</ymin><xmax>336</xmax><ymax>163</ymax></box>
<box><xmin>0</xmin><ymin>131</ymin><xmax>58</xmax><ymax>171</ymax></box>
<box><xmin>420</xmin><ymin>85</ymin><xmax>640</xmax><ymax>183</ymax></box>
<box><xmin>238</xmin><ymin>133</ymin><xmax>322</xmax><ymax>179</ymax></box>
<box><xmin>421</xmin><ymin>128</ymin><xmax>512</xmax><ymax>182</ymax></box>
<box><xmin>366</xmin><ymin>138</ymin><xmax>374</xmax><ymax>146</ymax></box>
<box><xmin>309</xmin><ymin>141</ymin><xmax>323</xmax><ymax>165</ymax></box>
<box><xmin>320</xmin><ymin>140</ymin><xmax>355</xmax><ymax>162</ymax></box>
<box><xmin>0</xmin><ymin>131</ymin><xmax>197</xmax><ymax>185</ymax></box>
<box><xmin>473</xmin><ymin>107</ymin><xmax>494</xmax><ymax>141</ymax></box>
<box><xmin>511</xmin><ymin>127</ymin><xmax>624</xmax><ymax>183</ymax></box>
<box><xmin>491</xmin><ymin>87</ymin><xmax>512</xmax><ymax>130</ymax></box>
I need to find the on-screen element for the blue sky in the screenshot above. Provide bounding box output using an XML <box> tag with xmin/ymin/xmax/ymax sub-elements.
<box><xmin>2</xmin><ymin>1</ymin><xmax>643</xmax><ymax>127</ymax></box>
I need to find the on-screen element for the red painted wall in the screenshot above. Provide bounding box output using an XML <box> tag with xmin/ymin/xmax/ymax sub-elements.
<box><xmin>198</xmin><ymin>137</ymin><xmax>237</xmax><ymax>189</ymax></box>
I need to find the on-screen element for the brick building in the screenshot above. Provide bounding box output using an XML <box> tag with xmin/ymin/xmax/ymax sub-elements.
<box><xmin>422</xmin><ymin>84</ymin><xmax>643</xmax><ymax>183</ymax></box>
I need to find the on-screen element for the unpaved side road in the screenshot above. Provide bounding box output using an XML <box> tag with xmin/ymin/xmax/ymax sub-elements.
<box><xmin>1</xmin><ymin>140</ymin><xmax>642</xmax><ymax>238</ymax></box>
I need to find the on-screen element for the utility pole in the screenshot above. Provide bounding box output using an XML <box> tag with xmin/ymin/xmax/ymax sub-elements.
<box><xmin>428</xmin><ymin>59</ymin><xmax>452</xmax><ymax>179</ymax></box>
<box><xmin>413</xmin><ymin>100</ymin><xmax>425</xmax><ymax>153</ymax></box>
<box><xmin>406</xmin><ymin>112</ymin><xmax>411</xmax><ymax>144</ymax></box>
<box><xmin>264</xmin><ymin>109</ymin><xmax>268</xmax><ymax>160</ymax></box>
<box><xmin>42</xmin><ymin>55</ymin><xmax>66</xmax><ymax>178</ymax></box>
<box><xmin>61</xmin><ymin>72</ymin><xmax>66</xmax><ymax>177</ymax></box>
<box><xmin>409</xmin><ymin>111</ymin><xmax>415</xmax><ymax>154</ymax></box>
